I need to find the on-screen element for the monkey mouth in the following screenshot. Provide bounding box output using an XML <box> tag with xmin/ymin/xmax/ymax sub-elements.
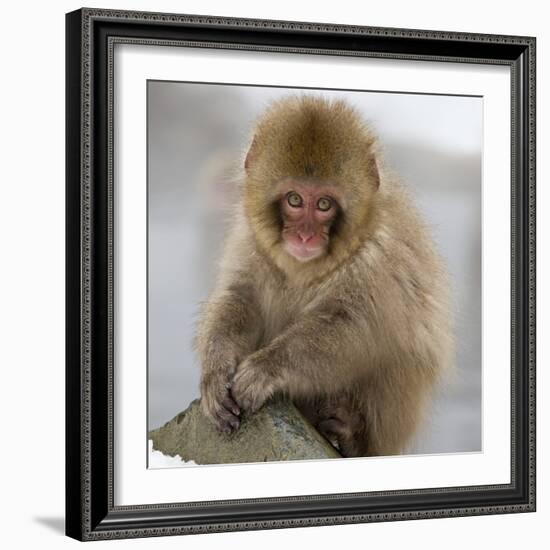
<box><xmin>283</xmin><ymin>241</ymin><xmax>325</xmax><ymax>262</ymax></box>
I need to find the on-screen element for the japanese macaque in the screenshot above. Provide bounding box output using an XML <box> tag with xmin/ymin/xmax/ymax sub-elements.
<box><xmin>195</xmin><ymin>95</ymin><xmax>454</xmax><ymax>457</ymax></box>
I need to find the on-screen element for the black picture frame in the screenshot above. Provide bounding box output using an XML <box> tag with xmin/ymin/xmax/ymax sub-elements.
<box><xmin>65</xmin><ymin>7</ymin><xmax>536</xmax><ymax>541</ymax></box>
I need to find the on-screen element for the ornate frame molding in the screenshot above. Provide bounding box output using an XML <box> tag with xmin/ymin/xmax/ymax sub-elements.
<box><xmin>66</xmin><ymin>8</ymin><xmax>536</xmax><ymax>541</ymax></box>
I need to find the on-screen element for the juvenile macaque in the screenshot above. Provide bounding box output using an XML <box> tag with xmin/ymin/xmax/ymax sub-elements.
<box><xmin>195</xmin><ymin>95</ymin><xmax>454</xmax><ymax>457</ymax></box>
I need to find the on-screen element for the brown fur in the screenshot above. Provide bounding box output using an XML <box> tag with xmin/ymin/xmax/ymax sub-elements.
<box><xmin>195</xmin><ymin>95</ymin><xmax>454</xmax><ymax>457</ymax></box>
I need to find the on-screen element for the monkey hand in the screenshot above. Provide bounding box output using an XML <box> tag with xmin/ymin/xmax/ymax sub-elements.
<box><xmin>231</xmin><ymin>351</ymin><xmax>279</xmax><ymax>414</ymax></box>
<box><xmin>200</xmin><ymin>369</ymin><xmax>242</xmax><ymax>434</ymax></box>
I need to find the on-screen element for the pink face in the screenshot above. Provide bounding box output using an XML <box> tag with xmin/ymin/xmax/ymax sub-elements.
<box><xmin>279</xmin><ymin>182</ymin><xmax>340</xmax><ymax>262</ymax></box>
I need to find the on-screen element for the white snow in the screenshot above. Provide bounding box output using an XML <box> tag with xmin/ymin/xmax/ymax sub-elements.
<box><xmin>148</xmin><ymin>440</ymin><xmax>197</xmax><ymax>468</ymax></box>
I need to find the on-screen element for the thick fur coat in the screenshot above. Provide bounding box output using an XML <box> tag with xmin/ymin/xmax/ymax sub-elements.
<box><xmin>195</xmin><ymin>95</ymin><xmax>454</xmax><ymax>457</ymax></box>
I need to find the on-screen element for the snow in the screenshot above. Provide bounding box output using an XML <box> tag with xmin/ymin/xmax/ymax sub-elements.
<box><xmin>148</xmin><ymin>440</ymin><xmax>197</xmax><ymax>468</ymax></box>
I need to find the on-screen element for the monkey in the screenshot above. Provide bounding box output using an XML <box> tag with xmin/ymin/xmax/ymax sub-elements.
<box><xmin>194</xmin><ymin>95</ymin><xmax>454</xmax><ymax>457</ymax></box>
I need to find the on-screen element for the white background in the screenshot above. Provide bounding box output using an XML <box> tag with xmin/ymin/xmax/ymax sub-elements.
<box><xmin>117</xmin><ymin>48</ymin><xmax>509</xmax><ymax>503</ymax></box>
<box><xmin>0</xmin><ymin>0</ymin><xmax>546</xmax><ymax>549</ymax></box>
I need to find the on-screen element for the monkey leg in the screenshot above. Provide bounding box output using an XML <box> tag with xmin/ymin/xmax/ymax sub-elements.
<box><xmin>317</xmin><ymin>417</ymin><xmax>365</xmax><ymax>457</ymax></box>
<box><xmin>296</xmin><ymin>366</ymin><xmax>433</xmax><ymax>458</ymax></box>
<box><xmin>313</xmin><ymin>397</ymin><xmax>368</xmax><ymax>458</ymax></box>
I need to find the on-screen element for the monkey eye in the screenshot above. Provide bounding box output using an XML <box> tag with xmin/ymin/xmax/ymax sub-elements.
<box><xmin>317</xmin><ymin>197</ymin><xmax>332</xmax><ymax>212</ymax></box>
<box><xmin>287</xmin><ymin>192</ymin><xmax>303</xmax><ymax>208</ymax></box>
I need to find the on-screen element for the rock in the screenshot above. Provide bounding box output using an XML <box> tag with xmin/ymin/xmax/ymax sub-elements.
<box><xmin>149</xmin><ymin>399</ymin><xmax>341</xmax><ymax>464</ymax></box>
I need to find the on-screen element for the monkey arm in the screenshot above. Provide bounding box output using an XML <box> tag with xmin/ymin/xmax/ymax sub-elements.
<box><xmin>231</xmin><ymin>302</ymin><xmax>369</xmax><ymax>412</ymax></box>
<box><xmin>195</xmin><ymin>284</ymin><xmax>262</xmax><ymax>366</ymax></box>
<box><xmin>195</xmin><ymin>282</ymin><xmax>263</xmax><ymax>431</ymax></box>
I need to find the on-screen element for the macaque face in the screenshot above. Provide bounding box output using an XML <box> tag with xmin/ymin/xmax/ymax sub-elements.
<box><xmin>279</xmin><ymin>182</ymin><xmax>340</xmax><ymax>262</ymax></box>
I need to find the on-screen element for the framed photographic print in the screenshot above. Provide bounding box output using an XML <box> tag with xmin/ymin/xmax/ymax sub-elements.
<box><xmin>65</xmin><ymin>7</ymin><xmax>536</xmax><ymax>541</ymax></box>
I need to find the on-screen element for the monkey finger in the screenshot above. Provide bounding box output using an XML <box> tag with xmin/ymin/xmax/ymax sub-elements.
<box><xmin>215</xmin><ymin>417</ymin><xmax>239</xmax><ymax>434</ymax></box>
<box><xmin>215</xmin><ymin>406</ymin><xmax>241</xmax><ymax>433</ymax></box>
<box><xmin>232</xmin><ymin>394</ymin><xmax>250</xmax><ymax>412</ymax></box>
<box><xmin>229</xmin><ymin>384</ymin><xmax>246</xmax><ymax>409</ymax></box>
<box><xmin>232</xmin><ymin>376</ymin><xmax>271</xmax><ymax>413</ymax></box>
<box><xmin>231</xmin><ymin>386</ymin><xmax>255</xmax><ymax>412</ymax></box>
<box><xmin>231</xmin><ymin>371</ymin><xmax>256</xmax><ymax>409</ymax></box>
<box><xmin>216</xmin><ymin>417</ymin><xmax>235</xmax><ymax>434</ymax></box>
<box><xmin>222</xmin><ymin>394</ymin><xmax>241</xmax><ymax>416</ymax></box>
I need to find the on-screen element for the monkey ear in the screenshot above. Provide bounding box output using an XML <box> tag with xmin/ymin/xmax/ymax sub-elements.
<box><xmin>244</xmin><ymin>136</ymin><xmax>258</xmax><ymax>174</ymax></box>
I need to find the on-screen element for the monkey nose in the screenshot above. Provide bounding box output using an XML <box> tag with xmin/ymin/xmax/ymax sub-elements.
<box><xmin>298</xmin><ymin>231</ymin><xmax>314</xmax><ymax>243</ymax></box>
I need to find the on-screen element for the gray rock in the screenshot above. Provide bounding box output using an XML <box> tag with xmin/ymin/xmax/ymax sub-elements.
<box><xmin>149</xmin><ymin>399</ymin><xmax>341</xmax><ymax>465</ymax></box>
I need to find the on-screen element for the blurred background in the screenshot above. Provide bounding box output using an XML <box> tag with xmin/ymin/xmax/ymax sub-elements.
<box><xmin>147</xmin><ymin>81</ymin><xmax>482</xmax><ymax>455</ymax></box>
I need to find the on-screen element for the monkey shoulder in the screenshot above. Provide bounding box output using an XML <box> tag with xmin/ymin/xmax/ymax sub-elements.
<box><xmin>346</xmin><ymin>191</ymin><xmax>451</xmax><ymax>316</ymax></box>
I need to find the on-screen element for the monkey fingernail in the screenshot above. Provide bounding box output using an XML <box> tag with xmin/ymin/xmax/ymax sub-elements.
<box><xmin>222</xmin><ymin>395</ymin><xmax>240</xmax><ymax>416</ymax></box>
<box><xmin>220</xmin><ymin>423</ymin><xmax>232</xmax><ymax>434</ymax></box>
